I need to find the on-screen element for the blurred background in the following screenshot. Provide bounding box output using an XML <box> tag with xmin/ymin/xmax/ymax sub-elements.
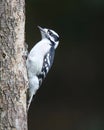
<box><xmin>26</xmin><ymin>0</ymin><xmax>104</xmax><ymax>130</ymax></box>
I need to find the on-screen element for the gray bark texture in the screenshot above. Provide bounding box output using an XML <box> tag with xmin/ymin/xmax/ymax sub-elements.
<box><xmin>0</xmin><ymin>0</ymin><xmax>28</xmax><ymax>130</ymax></box>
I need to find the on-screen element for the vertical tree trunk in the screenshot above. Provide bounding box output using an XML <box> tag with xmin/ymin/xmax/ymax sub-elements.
<box><xmin>0</xmin><ymin>0</ymin><xmax>28</xmax><ymax>130</ymax></box>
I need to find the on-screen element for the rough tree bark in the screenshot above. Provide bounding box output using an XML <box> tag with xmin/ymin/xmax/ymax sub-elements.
<box><xmin>0</xmin><ymin>0</ymin><xmax>28</xmax><ymax>130</ymax></box>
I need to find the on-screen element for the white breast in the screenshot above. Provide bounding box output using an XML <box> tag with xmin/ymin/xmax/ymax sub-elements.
<box><xmin>26</xmin><ymin>39</ymin><xmax>51</xmax><ymax>78</ymax></box>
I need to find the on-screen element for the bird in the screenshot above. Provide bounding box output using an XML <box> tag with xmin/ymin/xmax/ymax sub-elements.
<box><xmin>26</xmin><ymin>26</ymin><xmax>59</xmax><ymax>109</ymax></box>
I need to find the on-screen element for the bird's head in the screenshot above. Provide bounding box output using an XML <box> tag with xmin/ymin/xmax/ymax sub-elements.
<box><xmin>38</xmin><ymin>26</ymin><xmax>59</xmax><ymax>49</ymax></box>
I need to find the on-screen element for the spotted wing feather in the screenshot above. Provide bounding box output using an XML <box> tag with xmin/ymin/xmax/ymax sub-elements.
<box><xmin>37</xmin><ymin>47</ymin><xmax>55</xmax><ymax>86</ymax></box>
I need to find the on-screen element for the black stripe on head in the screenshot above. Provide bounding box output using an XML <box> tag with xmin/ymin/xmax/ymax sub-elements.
<box><xmin>53</xmin><ymin>35</ymin><xmax>59</xmax><ymax>42</ymax></box>
<box><xmin>48</xmin><ymin>29</ymin><xmax>59</xmax><ymax>42</ymax></box>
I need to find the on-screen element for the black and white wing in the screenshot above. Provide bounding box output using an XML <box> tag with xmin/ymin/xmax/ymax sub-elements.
<box><xmin>37</xmin><ymin>47</ymin><xmax>55</xmax><ymax>86</ymax></box>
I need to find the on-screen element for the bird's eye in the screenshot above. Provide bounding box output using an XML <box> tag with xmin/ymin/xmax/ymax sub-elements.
<box><xmin>48</xmin><ymin>30</ymin><xmax>52</xmax><ymax>36</ymax></box>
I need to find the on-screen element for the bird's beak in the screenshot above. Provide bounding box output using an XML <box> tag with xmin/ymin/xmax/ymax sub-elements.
<box><xmin>38</xmin><ymin>26</ymin><xmax>44</xmax><ymax>32</ymax></box>
<box><xmin>38</xmin><ymin>26</ymin><xmax>46</xmax><ymax>39</ymax></box>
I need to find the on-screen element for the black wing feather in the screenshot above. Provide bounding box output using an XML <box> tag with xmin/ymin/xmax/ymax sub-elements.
<box><xmin>37</xmin><ymin>47</ymin><xmax>55</xmax><ymax>86</ymax></box>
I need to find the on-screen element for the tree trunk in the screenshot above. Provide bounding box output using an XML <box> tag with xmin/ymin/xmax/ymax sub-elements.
<box><xmin>0</xmin><ymin>0</ymin><xmax>28</xmax><ymax>130</ymax></box>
